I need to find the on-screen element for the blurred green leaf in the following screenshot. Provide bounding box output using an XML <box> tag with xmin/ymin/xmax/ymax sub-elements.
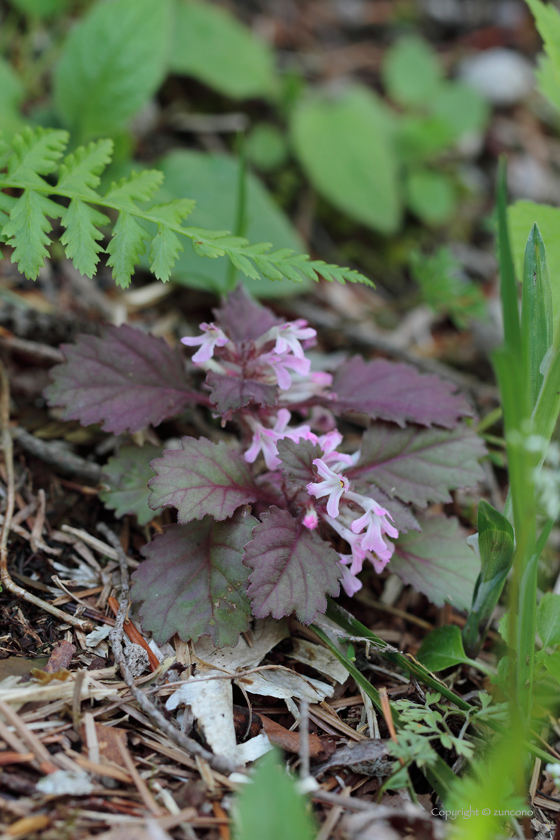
<box><xmin>99</xmin><ymin>445</ymin><xmax>163</xmax><ymax>526</ymax></box>
<box><xmin>405</xmin><ymin>168</ymin><xmax>456</xmax><ymax>226</ymax></box>
<box><xmin>155</xmin><ymin>150</ymin><xmax>307</xmax><ymax>297</ymax></box>
<box><xmin>526</xmin><ymin>0</ymin><xmax>560</xmax><ymax>112</ymax></box>
<box><xmin>410</xmin><ymin>246</ymin><xmax>487</xmax><ymax>329</ymax></box>
<box><xmin>430</xmin><ymin>81</ymin><xmax>489</xmax><ymax>139</ymax></box>
<box><xmin>396</xmin><ymin>115</ymin><xmax>455</xmax><ymax>164</ymax></box>
<box><xmin>9</xmin><ymin>0</ymin><xmax>70</xmax><ymax>17</ymax></box>
<box><xmin>0</xmin><ymin>58</ymin><xmax>25</xmax><ymax>139</ymax></box>
<box><xmin>383</xmin><ymin>35</ymin><xmax>442</xmax><ymax>107</ymax></box>
<box><xmin>53</xmin><ymin>0</ymin><xmax>171</xmax><ymax>143</ymax></box>
<box><xmin>537</xmin><ymin>593</ymin><xmax>560</xmax><ymax>648</ymax></box>
<box><xmin>417</xmin><ymin>625</ymin><xmax>469</xmax><ymax>672</ymax></box>
<box><xmin>233</xmin><ymin>749</ymin><xmax>316</xmax><ymax>840</ymax></box>
<box><xmin>247</xmin><ymin>123</ymin><xmax>288</xmax><ymax>170</ymax></box>
<box><xmin>170</xmin><ymin>0</ymin><xmax>277</xmax><ymax>100</ymax></box>
<box><xmin>291</xmin><ymin>85</ymin><xmax>400</xmax><ymax>234</ymax></box>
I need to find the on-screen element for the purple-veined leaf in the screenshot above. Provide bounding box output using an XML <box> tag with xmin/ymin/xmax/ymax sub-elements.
<box><xmin>213</xmin><ymin>284</ymin><xmax>281</xmax><ymax>343</ymax></box>
<box><xmin>148</xmin><ymin>436</ymin><xmax>261</xmax><ymax>523</ymax></box>
<box><xmin>206</xmin><ymin>370</ymin><xmax>277</xmax><ymax>415</ymax></box>
<box><xmin>390</xmin><ymin>515</ymin><xmax>480</xmax><ymax>610</ymax></box>
<box><xmin>276</xmin><ymin>438</ymin><xmax>322</xmax><ymax>485</ymax></box>
<box><xmin>44</xmin><ymin>324</ymin><xmax>195</xmax><ymax>434</ymax></box>
<box><xmin>99</xmin><ymin>444</ymin><xmax>163</xmax><ymax>526</ymax></box>
<box><xmin>353</xmin><ymin>482</ymin><xmax>420</xmax><ymax>534</ymax></box>
<box><xmin>130</xmin><ymin>509</ymin><xmax>257</xmax><ymax>646</ymax></box>
<box><xmin>347</xmin><ymin>422</ymin><xmax>485</xmax><ymax>507</ymax></box>
<box><xmin>332</xmin><ymin>356</ymin><xmax>473</xmax><ymax>428</ymax></box>
<box><xmin>243</xmin><ymin>506</ymin><xmax>341</xmax><ymax>624</ymax></box>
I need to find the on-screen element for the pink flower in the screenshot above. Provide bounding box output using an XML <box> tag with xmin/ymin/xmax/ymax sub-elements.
<box><xmin>273</xmin><ymin>320</ymin><xmax>316</xmax><ymax>358</ymax></box>
<box><xmin>348</xmin><ymin>494</ymin><xmax>398</xmax><ymax>564</ymax></box>
<box><xmin>307</xmin><ymin>459</ymin><xmax>349</xmax><ymax>518</ymax></box>
<box><xmin>278</xmin><ymin>371</ymin><xmax>333</xmax><ymax>404</ymax></box>
<box><xmin>244</xmin><ymin>409</ymin><xmax>310</xmax><ymax>470</ymax></box>
<box><xmin>181</xmin><ymin>323</ymin><xmax>229</xmax><ymax>364</ymax></box>
<box><xmin>302</xmin><ymin>504</ymin><xmax>318</xmax><ymax>530</ymax></box>
<box><xmin>260</xmin><ymin>352</ymin><xmax>311</xmax><ymax>390</ymax></box>
<box><xmin>338</xmin><ymin>557</ymin><xmax>363</xmax><ymax>596</ymax></box>
<box><xmin>326</xmin><ymin>515</ymin><xmax>366</xmax><ymax>572</ymax></box>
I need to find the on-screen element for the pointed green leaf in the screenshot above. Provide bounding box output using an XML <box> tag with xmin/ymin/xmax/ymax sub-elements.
<box><xmin>60</xmin><ymin>199</ymin><xmax>110</xmax><ymax>277</ymax></box>
<box><xmin>3</xmin><ymin>190</ymin><xmax>63</xmax><ymax>279</ymax></box>
<box><xmin>521</xmin><ymin>223</ymin><xmax>553</xmax><ymax>407</ymax></box>
<box><xmin>57</xmin><ymin>139</ymin><xmax>114</xmax><ymax>197</ymax></box>
<box><xmin>105</xmin><ymin>169</ymin><xmax>164</xmax><ymax>206</ymax></box>
<box><xmin>149</xmin><ymin>225</ymin><xmax>184</xmax><ymax>282</ymax></box>
<box><xmin>417</xmin><ymin>625</ymin><xmax>469</xmax><ymax>672</ymax></box>
<box><xmin>106</xmin><ymin>212</ymin><xmax>148</xmax><ymax>288</ymax></box>
<box><xmin>99</xmin><ymin>444</ymin><xmax>164</xmax><ymax>525</ymax></box>
<box><xmin>6</xmin><ymin>127</ymin><xmax>68</xmax><ymax>188</ymax></box>
<box><xmin>537</xmin><ymin>593</ymin><xmax>560</xmax><ymax>649</ymax></box>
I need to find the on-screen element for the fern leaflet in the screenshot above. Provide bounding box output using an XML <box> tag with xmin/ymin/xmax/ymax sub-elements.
<box><xmin>0</xmin><ymin>127</ymin><xmax>373</xmax><ymax>289</ymax></box>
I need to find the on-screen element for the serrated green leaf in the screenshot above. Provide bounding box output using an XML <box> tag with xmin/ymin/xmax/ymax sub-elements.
<box><xmin>105</xmin><ymin>169</ymin><xmax>164</xmax><ymax>206</ymax></box>
<box><xmin>154</xmin><ymin>150</ymin><xmax>307</xmax><ymax>296</ymax></box>
<box><xmin>6</xmin><ymin>127</ymin><xmax>68</xmax><ymax>188</ymax></box>
<box><xmin>291</xmin><ymin>85</ymin><xmax>400</xmax><ymax>235</ymax></box>
<box><xmin>526</xmin><ymin>0</ymin><xmax>560</xmax><ymax>112</ymax></box>
<box><xmin>170</xmin><ymin>0</ymin><xmax>277</xmax><ymax>100</ymax></box>
<box><xmin>100</xmin><ymin>445</ymin><xmax>163</xmax><ymax>525</ymax></box>
<box><xmin>53</xmin><ymin>0</ymin><xmax>171</xmax><ymax>142</ymax></box>
<box><xmin>106</xmin><ymin>212</ymin><xmax>148</xmax><ymax>288</ymax></box>
<box><xmin>3</xmin><ymin>190</ymin><xmax>63</xmax><ymax>279</ymax></box>
<box><xmin>149</xmin><ymin>225</ymin><xmax>184</xmax><ymax>282</ymax></box>
<box><xmin>57</xmin><ymin>139</ymin><xmax>114</xmax><ymax>197</ymax></box>
<box><xmin>60</xmin><ymin>199</ymin><xmax>110</xmax><ymax>277</ymax></box>
<box><xmin>521</xmin><ymin>223</ymin><xmax>553</xmax><ymax>407</ymax></box>
<box><xmin>147</xmin><ymin>199</ymin><xmax>195</xmax><ymax>225</ymax></box>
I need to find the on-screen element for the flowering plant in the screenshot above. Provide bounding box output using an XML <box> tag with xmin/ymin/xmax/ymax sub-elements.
<box><xmin>45</xmin><ymin>286</ymin><xmax>485</xmax><ymax>647</ymax></box>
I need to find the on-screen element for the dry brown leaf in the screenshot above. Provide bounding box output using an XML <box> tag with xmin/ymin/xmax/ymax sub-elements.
<box><xmin>43</xmin><ymin>640</ymin><xmax>76</xmax><ymax>673</ymax></box>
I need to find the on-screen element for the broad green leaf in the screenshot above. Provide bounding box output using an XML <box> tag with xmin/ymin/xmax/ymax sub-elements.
<box><xmin>60</xmin><ymin>199</ymin><xmax>110</xmax><ymax>277</ymax></box>
<box><xmin>148</xmin><ymin>437</ymin><xmax>260</xmax><ymax>524</ymax></box>
<box><xmin>521</xmin><ymin>224</ymin><xmax>553</xmax><ymax>407</ymax></box>
<box><xmin>155</xmin><ymin>150</ymin><xmax>307</xmax><ymax>297</ymax></box>
<box><xmin>10</xmin><ymin>0</ymin><xmax>70</xmax><ymax>17</ymax></box>
<box><xmin>170</xmin><ymin>0</ymin><xmax>277</xmax><ymax>100</ymax></box>
<box><xmin>291</xmin><ymin>85</ymin><xmax>401</xmax><ymax>235</ymax></box>
<box><xmin>243</xmin><ymin>507</ymin><xmax>342</xmax><ymax>624</ymax></box>
<box><xmin>131</xmin><ymin>511</ymin><xmax>256</xmax><ymax>647</ymax></box>
<box><xmin>537</xmin><ymin>592</ymin><xmax>560</xmax><ymax>648</ymax></box>
<box><xmin>540</xmin><ymin>649</ymin><xmax>560</xmax><ymax>682</ymax></box>
<box><xmin>391</xmin><ymin>515</ymin><xmax>480</xmax><ymax>611</ymax></box>
<box><xmin>405</xmin><ymin>168</ymin><xmax>456</xmax><ymax>226</ymax></box>
<box><xmin>233</xmin><ymin>749</ymin><xmax>316</xmax><ymax>840</ymax></box>
<box><xmin>383</xmin><ymin>35</ymin><xmax>442</xmax><ymax>107</ymax></box>
<box><xmin>45</xmin><ymin>324</ymin><xmax>195</xmax><ymax>435</ymax></box>
<box><xmin>347</xmin><ymin>423</ymin><xmax>485</xmax><ymax>508</ymax></box>
<box><xmin>0</xmin><ymin>58</ymin><xmax>25</xmax><ymax>138</ymax></box>
<box><xmin>53</xmin><ymin>0</ymin><xmax>171</xmax><ymax>143</ymax></box>
<box><xmin>417</xmin><ymin>625</ymin><xmax>469</xmax><ymax>672</ymax></box>
<box><xmin>99</xmin><ymin>445</ymin><xmax>164</xmax><ymax>525</ymax></box>
<box><xmin>509</xmin><ymin>201</ymin><xmax>560</xmax><ymax>335</ymax></box>
<box><xmin>3</xmin><ymin>190</ymin><xmax>63</xmax><ymax>280</ymax></box>
<box><xmin>247</xmin><ymin>123</ymin><xmax>288</xmax><ymax>170</ymax></box>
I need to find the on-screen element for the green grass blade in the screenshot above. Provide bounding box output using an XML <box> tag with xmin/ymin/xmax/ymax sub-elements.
<box><xmin>496</xmin><ymin>157</ymin><xmax>522</xmax><ymax>354</ymax></box>
<box><xmin>521</xmin><ymin>223</ymin><xmax>553</xmax><ymax>408</ymax></box>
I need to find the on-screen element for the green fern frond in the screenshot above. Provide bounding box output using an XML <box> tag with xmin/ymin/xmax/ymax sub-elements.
<box><xmin>0</xmin><ymin>127</ymin><xmax>373</xmax><ymax>289</ymax></box>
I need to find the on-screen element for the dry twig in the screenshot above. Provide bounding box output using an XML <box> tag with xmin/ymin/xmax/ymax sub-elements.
<box><xmin>98</xmin><ymin>522</ymin><xmax>239</xmax><ymax>777</ymax></box>
<box><xmin>0</xmin><ymin>360</ymin><xmax>93</xmax><ymax>631</ymax></box>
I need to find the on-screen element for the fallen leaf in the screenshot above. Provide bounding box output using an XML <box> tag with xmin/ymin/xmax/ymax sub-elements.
<box><xmin>260</xmin><ymin>714</ymin><xmax>327</xmax><ymax>759</ymax></box>
<box><xmin>0</xmin><ymin>656</ymin><xmax>49</xmax><ymax>681</ymax></box>
<box><xmin>7</xmin><ymin>815</ymin><xmax>50</xmax><ymax>837</ymax></box>
<box><xmin>44</xmin><ymin>640</ymin><xmax>76</xmax><ymax>673</ymax></box>
<box><xmin>313</xmin><ymin>739</ymin><xmax>392</xmax><ymax>778</ymax></box>
<box><xmin>30</xmin><ymin>668</ymin><xmax>71</xmax><ymax>684</ymax></box>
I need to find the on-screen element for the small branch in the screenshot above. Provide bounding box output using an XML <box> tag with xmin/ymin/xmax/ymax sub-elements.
<box><xmin>12</xmin><ymin>427</ymin><xmax>102</xmax><ymax>483</ymax></box>
<box><xmin>98</xmin><ymin>523</ymin><xmax>238</xmax><ymax>777</ymax></box>
<box><xmin>0</xmin><ymin>361</ymin><xmax>93</xmax><ymax>632</ymax></box>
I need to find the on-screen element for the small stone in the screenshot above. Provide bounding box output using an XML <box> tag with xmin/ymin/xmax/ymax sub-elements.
<box><xmin>459</xmin><ymin>48</ymin><xmax>534</xmax><ymax>106</ymax></box>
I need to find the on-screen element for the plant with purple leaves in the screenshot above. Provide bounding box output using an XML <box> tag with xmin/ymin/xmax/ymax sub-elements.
<box><xmin>46</xmin><ymin>286</ymin><xmax>485</xmax><ymax>647</ymax></box>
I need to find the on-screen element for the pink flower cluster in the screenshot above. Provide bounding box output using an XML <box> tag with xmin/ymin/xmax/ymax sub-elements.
<box><xmin>182</xmin><ymin>317</ymin><xmax>398</xmax><ymax>597</ymax></box>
